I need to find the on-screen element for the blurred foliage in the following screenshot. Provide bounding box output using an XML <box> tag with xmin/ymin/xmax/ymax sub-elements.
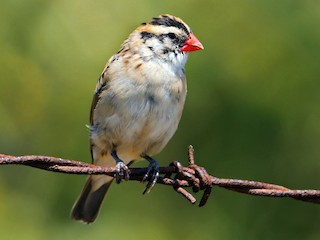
<box><xmin>0</xmin><ymin>0</ymin><xmax>320</xmax><ymax>239</ymax></box>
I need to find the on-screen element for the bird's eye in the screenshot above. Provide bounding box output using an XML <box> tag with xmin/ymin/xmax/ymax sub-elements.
<box><xmin>167</xmin><ymin>33</ymin><xmax>177</xmax><ymax>39</ymax></box>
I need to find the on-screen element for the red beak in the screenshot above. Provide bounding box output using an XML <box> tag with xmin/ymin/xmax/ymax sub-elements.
<box><xmin>180</xmin><ymin>33</ymin><xmax>204</xmax><ymax>52</ymax></box>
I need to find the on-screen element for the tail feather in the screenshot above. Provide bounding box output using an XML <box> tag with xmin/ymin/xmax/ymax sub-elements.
<box><xmin>71</xmin><ymin>176</ymin><xmax>113</xmax><ymax>223</ymax></box>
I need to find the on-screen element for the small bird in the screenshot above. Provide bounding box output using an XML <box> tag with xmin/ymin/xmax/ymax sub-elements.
<box><xmin>71</xmin><ymin>14</ymin><xmax>203</xmax><ymax>223</ymax></box>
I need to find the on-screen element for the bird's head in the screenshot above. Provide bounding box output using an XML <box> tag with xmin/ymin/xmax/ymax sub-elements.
<box><xmin>125</xmin><ymin>14</ymin><xmax>203</xmax><ymax>67</ymax></box>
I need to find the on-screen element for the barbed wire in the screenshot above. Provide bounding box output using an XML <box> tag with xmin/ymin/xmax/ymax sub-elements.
<box><xmin>0</xmin><ymin>146</ymin><xmax>319</xmax><ymax>205</ymax></box>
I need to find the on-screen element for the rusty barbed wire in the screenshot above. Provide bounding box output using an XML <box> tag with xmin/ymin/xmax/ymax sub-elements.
<box><xmin>0</xmin><ymin>146</ymin><xmax>319</xmax><ymax>205</ymax></box>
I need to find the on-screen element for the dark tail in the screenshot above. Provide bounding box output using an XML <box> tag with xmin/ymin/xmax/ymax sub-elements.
<box><xmin>71</xmin><ymin>176</ymin><xmax>113</xmax><ymax>223</ymax></box>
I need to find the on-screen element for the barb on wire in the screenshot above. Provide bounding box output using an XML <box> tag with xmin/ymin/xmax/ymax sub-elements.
<box><xmin>0</xmin><ymin>146</ymin><xmax>319</xmax><ymax>206</ymax></box>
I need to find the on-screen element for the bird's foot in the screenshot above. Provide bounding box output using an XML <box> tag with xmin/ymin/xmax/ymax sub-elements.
<box><xmin>111</xmin><ymin>150</ymin><xmax>130</xmax><ymax>183</ymax></box>
<box><xmin>114</xmin><ymin>161</ymin><xmax>130</xmax><ymax>184</ymax></box>
<box><xmin>142</xmin><ymin>158</ymin><xmax>159</xmax><ymax>194</ymax></box>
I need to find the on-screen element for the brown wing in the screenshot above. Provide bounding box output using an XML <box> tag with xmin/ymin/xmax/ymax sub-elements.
<box><xmin>89</xmin><ymin>70</ymin><xmax>110</xmax><ymax>162</ymax></box>
<box><xmin>89</xmin><ymin>71</ymin><xmax>109</xmax><ymax>125</ymax></box>
<box><xmin>89</xmin><ymin>54</ymin><xmax>120</xmax><ymax>161</ymax></box>
<box><xmin>89</xmin><ymin>53</ymin><xmax>120</xmax><ymax>125</ymax></box>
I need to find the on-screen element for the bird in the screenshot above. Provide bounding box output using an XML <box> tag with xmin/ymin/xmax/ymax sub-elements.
<box><xmin>71</xmin><ymin>14</ymin><xmax>203</xmax><ymax>223</ymax></box>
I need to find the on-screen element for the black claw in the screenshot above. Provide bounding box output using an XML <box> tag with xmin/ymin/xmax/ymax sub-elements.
<box><xmin>141</xmin><ymin>158</ymin><xmax>159</xmax><ymax>194</ymax></box>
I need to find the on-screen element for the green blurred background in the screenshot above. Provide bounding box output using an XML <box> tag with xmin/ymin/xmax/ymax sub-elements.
<box><xmin>1</xmin><ymin>0</ymin><xmax>320</xmax><ymax>239</ymax></box>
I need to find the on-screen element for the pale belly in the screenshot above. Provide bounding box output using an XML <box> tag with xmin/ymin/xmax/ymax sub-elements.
<box><xmin>91</xmin><ymin>85</ymin><xmax>185</xmax><ymax>162</ymax></box>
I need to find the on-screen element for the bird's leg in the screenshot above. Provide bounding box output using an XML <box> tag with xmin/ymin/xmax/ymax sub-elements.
<box><xmin>111</xmin><ymin>150</ymin><xmax>130</xmax><ymax>183</ymax></box>
<box><xmin>141</xmin><ymin>155</ymin><xmax>159</xmax><ymax>194</ymax></box>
